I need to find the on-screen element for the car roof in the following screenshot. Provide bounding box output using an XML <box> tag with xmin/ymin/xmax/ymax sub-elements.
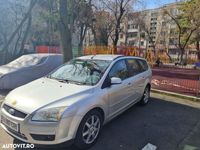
<box><xmin>23</xmin><ymin>53</ymin><xmax>62</xmax><ymax>57</ymax></box>
<box><xmin>78</xmin><ymin>55</ymin><xmax>146</xmax><ymax>61</ymax></box>
<box><xmin>78</xmin><ymin>55</ymin><xmax>123</xmax><ymax>61</ymax></box>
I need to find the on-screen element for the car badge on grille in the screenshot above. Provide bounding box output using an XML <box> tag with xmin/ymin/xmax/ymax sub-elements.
<box><xmin>11</xmin><ymin>99</ymin><xmax>17</xmax><ymax>106</ymax></box>
<box><xmin>8</xmin><ymin>108</ymin><xmax>15</xmax><ymax>115</ymax></box>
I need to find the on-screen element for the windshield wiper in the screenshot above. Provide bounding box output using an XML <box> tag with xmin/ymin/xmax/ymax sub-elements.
<box><xmin>67</xmin><ymin>80</ymin><xmax>87</xmax><ymax>85</ymax></box>
<box><xmin>46</xmin><ymin>76</ymin><xmax>69</xmax><ymax>83</ymax></box>
<box><xmin>57</xmin><ymin>79</ymin><xmax>69</xmax><ymax>83</ymax></box>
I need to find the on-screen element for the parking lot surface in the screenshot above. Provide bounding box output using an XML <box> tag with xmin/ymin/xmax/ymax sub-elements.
<box><xmin>0</xmin><ymin>96</ymin><xmax>200</xmax><ymax>150</ymax></box>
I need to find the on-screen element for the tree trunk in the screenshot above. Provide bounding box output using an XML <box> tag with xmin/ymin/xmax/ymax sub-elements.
<box><xmin>19</xmin><ymin>14</ymin><xmax>32</xmax><ymax>54</ymax></box>
<box><xmin>59</xmin><ymin>0</ymin><xmax>73</xmax><ymax>62</ymax></box>
<box><xmin>196</xmin><ymin>40</ymin><xmax>200</xmax><ymax>61</ymax></box>
<box><xmin>113</xmin><ymin>21</ymin><xmax>120</xmax><ymax>54</ymax></box>
<box><xmin>180</xmin><ymin>48</ymin><xmax>184</xmax><ymax>64</ymax></box>
<box><xmin>91</xmin><ymin>27</ymin><xmax>97</xmax><ymax>45</ymax></box>
<box><xmin>78</xmin><ymin>25</ymin><xmax>87</xmax><ymax>56</ymax></box>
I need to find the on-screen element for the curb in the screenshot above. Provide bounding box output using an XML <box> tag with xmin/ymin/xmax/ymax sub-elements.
<box><xmin>151</xmin><ymin>89</ymin><xmax>200</xmax><ymax>102</ymax></box>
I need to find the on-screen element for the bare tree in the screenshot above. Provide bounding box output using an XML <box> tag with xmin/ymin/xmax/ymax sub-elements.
<box><xmin>164</xmin><ymin>0</ymin><xmax>200</xmax><ymax>63</ymax></box>
<box><xmin>1</xmin><ymin>0</ymin><xmax>37</xmax><ymax>63</ymax></box>
<box><xmin>76</xmin><ymin>0</ymin><xmax>94</xmax><ymax>55</ymax></box>
<box><xmin>92</xmin><ymin>11</ymin><xmax>114</xmax><ymax>46</ymax></box>
<box><xmin>101</xmin><ymin>0</ymin><xmax>135</xmax><ymax>53</ymax></box>
<box><xmin>59</xmin><ymin>0</ymin><xmax>95</xmax><ymax>61</ymax></box>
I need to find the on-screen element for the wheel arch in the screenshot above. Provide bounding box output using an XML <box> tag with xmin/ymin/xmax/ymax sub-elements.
<box><xmin>145</xmin><ymin>83</ymin><xmax>151</xmax><ymax>90</ymax></box>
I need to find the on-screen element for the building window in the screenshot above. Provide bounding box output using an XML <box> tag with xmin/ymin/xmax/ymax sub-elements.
<box><xmin>150</xmin><ymin>27</ymin><xmax>157</xmax><ymax>30</ymax></box>
<box><xmin>140</xmin><ymin>33</ymin><xmax>145</xmax><ymax>38</ymax></box>
<box><xmin>128</xmin><ymin>24</ymin><xmax>131</xmax><ymax>29</ymax></box>
<box><xmin>150</xmin><ymin>32</ymin><xmax>156</xmax><ymax>35</ymax></box>
<box><xmin>151</xmin><ymin>22</ymin><xmax>157</xmax><ymax>27</ymax></box>
<box><xmin>129</xmin><ymin>40</ymin><xmax>136</xmax><ymax>46</ymax></box>
<box><xmin>169</xmin><ymin>38</ymin><xmax>178</xmax><ymax>45</ymax></box>
<box><xmin>141</xmin><ymin>41</ymin><xmax>144</xmax><ymax>46</ymax></box>
<box><xmin>127</xmin><ymin>32</ymin><xmax>138</xmax><ymax>38</ymax></box>
<box><xmin>151</xmin><ymin>18</ymin><xmax>157</xmax><ymax>21</ymax></box>
<box><xmin>133</xmin><ymin>24</ymin><xmax>138</xmax><ymax>29</ymax></box>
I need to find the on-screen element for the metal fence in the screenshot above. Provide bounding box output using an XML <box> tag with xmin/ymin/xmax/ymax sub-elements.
<box><xmin>151</xmin><ymin>65</ymin><xmax>200</xmax><ymax>98</ymax></box>
<box><xmin>1</xmin><ymin>46</ymin><xmax>200</xmax><ymax>98</ymax></box>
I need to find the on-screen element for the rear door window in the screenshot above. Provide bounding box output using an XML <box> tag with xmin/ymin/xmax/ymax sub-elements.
<box><xmin>137</xmin><ymin>59</ymin><xmax>149</xmax><ymax>72</ymax></box>
<box><xmin>126</xmin><ymin>59</ymin><xmax>141</xmax><ymax>77</ymax></box>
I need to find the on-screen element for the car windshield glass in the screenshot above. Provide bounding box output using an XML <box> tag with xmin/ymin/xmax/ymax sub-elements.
<box><xmin>49</xmin><ymin>59</ymin><xmax>111</xmax><ymax>85</ymax></box>
<box><xmin>7</xmin><ymin>55</ymin><xmax>47</xmax><ymax>68</ymax></box>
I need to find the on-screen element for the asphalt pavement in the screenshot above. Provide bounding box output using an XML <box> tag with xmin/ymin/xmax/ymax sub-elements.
<box><xmin>0</xmin><ymin>95</ymin><xmax>200</xmax><ymax>150</ymax></box>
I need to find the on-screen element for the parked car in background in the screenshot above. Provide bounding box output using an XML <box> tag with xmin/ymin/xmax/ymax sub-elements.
<box><xmin>0</xmin><ymin>53</ymin><xmax>62</xmax><ymax>89</ymax></box>
<box><xmin>0</xmin><ymin>55</ymin><xmax>152</xmax><ymax>149</ymax></box>
<box><xmin>194</xmin><ymin>62</ymin><xmax>200</xmax><ymax>69</ymax></box>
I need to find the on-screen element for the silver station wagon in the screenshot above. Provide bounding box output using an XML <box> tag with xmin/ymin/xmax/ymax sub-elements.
<box><xmin>0</xmin><ymin>55</ymin><xmax>152</xmax><ymax>149</ymax></box>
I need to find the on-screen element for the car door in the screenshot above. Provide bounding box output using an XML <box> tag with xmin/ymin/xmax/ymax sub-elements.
<box><xmin>106</xmin><ymin>59</ymin><xmax>133</xmax><ymax>117</ymax></box>
<box><xmin>125</xmin><ymin>58</ymin><xmax>145</xmax><ymax>101</ymax></box>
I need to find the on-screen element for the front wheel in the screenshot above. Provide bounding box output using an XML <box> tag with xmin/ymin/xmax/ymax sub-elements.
<box><xmin>140</xmin><ymin>86</ymin><xmax>150</xmax><ymax>105</ymax></box>
<box><xmin>74</xmin><ymin>110</ymin><xmax>103</xmax><ymax>149</ymax></box>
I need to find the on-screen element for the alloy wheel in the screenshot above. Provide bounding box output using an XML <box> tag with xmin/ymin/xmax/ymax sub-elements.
<box><xmin>82</xmin><ymin>115</ymin><xmax>101</xmax><ymax>144</ymax></box>
<box><xmin>143</xmin><ymin>88</ymin><xmax>150</xmax><ymax>103</ymax></box>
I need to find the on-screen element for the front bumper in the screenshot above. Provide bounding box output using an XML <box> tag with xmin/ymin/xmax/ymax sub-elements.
<box><xmin>0</xmin><ymin>107</ymin><xmax>81</xmax><ymax>145</ymax></box>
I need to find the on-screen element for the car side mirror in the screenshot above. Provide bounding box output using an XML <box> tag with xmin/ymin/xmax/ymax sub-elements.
<box><xmin>111</xmin><ymin>77</ymin><xmax>122</xmax><ymax>85</ymax></box>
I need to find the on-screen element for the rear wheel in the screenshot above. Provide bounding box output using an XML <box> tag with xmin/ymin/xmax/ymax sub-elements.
<box><xmin>140</xmin><ymin>86</ymin><xmax>150</xmax><ymax>105</ymax></box>
<box><xmin>74</xmin><ymin>110</ymin><xmax>103</xmax><ymax>149</ymax></box>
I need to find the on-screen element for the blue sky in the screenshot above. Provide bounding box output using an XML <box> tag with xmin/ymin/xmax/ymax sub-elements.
<box><xmin>145</xmin><ymin>0</ymin><xmax>177</xmax><ymax>9</ymax></box>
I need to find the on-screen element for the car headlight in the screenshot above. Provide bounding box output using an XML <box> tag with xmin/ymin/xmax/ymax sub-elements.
<box><xmin>32</xmin><ymin>107</ymin><xmax>66</xmax><ymax>122</ymax></box>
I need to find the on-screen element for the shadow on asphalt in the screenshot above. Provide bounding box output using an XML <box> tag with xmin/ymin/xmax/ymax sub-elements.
<box><xmin>8</xmin><ymin>98</ymin><xmax>200</xmax><ymax>150</ymax></box>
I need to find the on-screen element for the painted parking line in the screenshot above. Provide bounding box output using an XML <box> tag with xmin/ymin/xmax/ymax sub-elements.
<box><xmin>183</xmin><ymin>145</ymin><xmax>198</xmax><ymax>150</ymax></box>
<box><xmin>142</xmin><ymin>143</ymin><xmax>157</xmax><ymax>150</ymax></box>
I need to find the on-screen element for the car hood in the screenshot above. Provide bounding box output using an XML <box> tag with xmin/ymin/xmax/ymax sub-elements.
<box><xmin>4</xmin><ymin>78</ymin><xmax>94</xmax><ymax>114</ymax></box>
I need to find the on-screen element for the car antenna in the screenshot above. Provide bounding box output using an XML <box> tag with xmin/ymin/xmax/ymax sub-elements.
<box><xmin>91</xmin><ymin>55</ymin><xmax>96</xmax><ymax>59</ymax></box>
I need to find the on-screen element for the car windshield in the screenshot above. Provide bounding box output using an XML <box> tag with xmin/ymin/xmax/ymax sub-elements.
<box><xmin>7</xmin><ymin>55</ymin><xmax>47</xmax><ymax>68</ymax></box>
<box><xmin>49</xmin><ymin>59</ymin><xmax>111</xmax><ymax>85</ymax></box>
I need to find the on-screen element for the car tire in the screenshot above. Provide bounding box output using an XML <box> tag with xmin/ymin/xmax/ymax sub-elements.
<box><xmin>74</xmin><ymin>110</ymin><xmax>103</xmax><ymax>149</ymax></box>
<box><xmin>140</xmin><ymin>86</ymin><xmax>150</xmax><ymax>105</ymax></box>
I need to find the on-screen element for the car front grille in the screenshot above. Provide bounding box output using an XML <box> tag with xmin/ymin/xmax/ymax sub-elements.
<box><xmin>3</xmin><ymin>104</ymin><xmax>27</xmax><ymax>119</ymax></box>
<box><xmin>30</xmin><ymin>134</ymin><xmax>55</xmax><ymax>141</ymax></box>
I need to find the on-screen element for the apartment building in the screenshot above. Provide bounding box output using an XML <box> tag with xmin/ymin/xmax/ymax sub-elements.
<box><xmin>119</xmin><ymin>2</ymin><xmax>180</xmax><ymax>53</ymax></box>
<box><xmin>83</xmin><ymin>1</ymin><xmax>197</xmax><ymax>59</ymax></box>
